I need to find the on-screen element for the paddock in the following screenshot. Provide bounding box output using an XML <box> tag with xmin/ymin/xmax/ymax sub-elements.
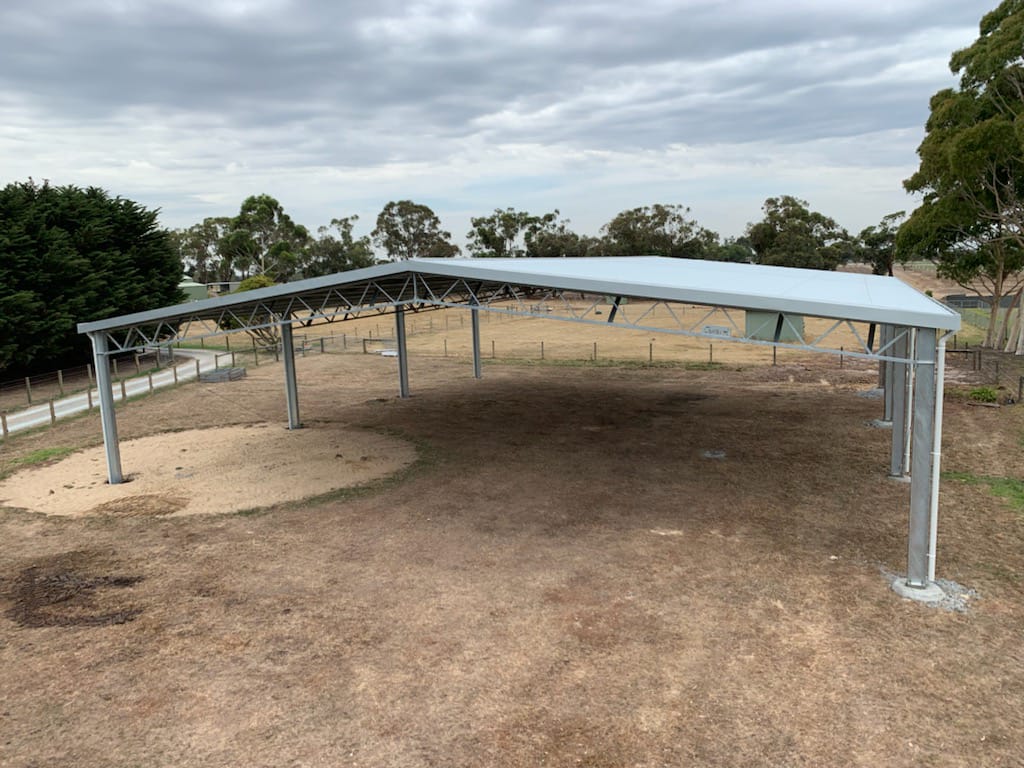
<box><xmin>1</xmin><ymin>352</ymin><xmax>1022</xmax><ymax>767</ymax></box>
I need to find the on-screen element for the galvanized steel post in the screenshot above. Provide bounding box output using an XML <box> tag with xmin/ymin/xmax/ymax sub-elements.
<box><xmin>471</xmin><ymin>307</ymin><xmax>482</xmax><ymax>379</ymax></box>
<box><xmin>90</xmin><ymin>332</ymin><xmax>123</xmax><ymax>484</ymax></box>
<box><xmin>281</xmin><ymin>322</ymin><xmax>301</xmax><ymax>429</ymax></box>
<box><xmin>396</xmin><ymin>306</ymin><xmax>410</xmax><ymax>398</ymax></box>
<box><xmin>906</xmin><ymin>327</ymin><xmax>937</xmax><ymax>588</ymax></box>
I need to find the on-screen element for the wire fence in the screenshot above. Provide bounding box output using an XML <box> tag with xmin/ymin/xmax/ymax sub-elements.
<box><xmin>949</xmin><ymin>305</ymin><xmax>1021</xmax><ymax>332</ymax></box>
<box><xmin>0</xmin><ymin>349</ymin><xmax>174</xmax><ymax>412</ymax></box>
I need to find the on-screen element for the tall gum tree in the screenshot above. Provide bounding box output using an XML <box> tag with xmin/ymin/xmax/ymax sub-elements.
<box><xmin>372</xmin><ymin>200</ymin><xmax>459</xmax><ymax>260</ymax></box>
<box><xmin>466</xmin><ymin>208</ymin><xmax>560</xmax><ymax>258</ymax></box>
<box><xmin>220</xmin><ymin>194</ymin><xmax>310</xmax><ymax>282</ymax></box>
<box><xmin>746</xmin><ymin>196</ymin><xmax>851</xmax><ymax>270</ymax></box>
<box><xmin>601</xmin><ymin>204</ymin><xmax>717</xmax><ymax>259</ymax></box>
<box><xmin>900</xmin><ymin>0</ymin><xmax>1024</xmax><ymax>350</ymax></box>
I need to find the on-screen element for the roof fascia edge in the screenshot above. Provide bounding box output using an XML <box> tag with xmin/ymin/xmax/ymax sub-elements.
<box><xmin>77</xmin><ymin>261</ymin><xmax>414</xmax><ymax>334</ymax></box>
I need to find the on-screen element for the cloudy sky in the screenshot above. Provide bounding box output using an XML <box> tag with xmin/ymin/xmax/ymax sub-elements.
<box><xmin>0</xmin><ymin>0</ymin><xmax>994</xmax><ymax>247</ymax></box>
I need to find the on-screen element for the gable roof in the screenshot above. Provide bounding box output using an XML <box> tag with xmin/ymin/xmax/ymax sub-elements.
<box><xmin>78</xmin><ymin>256</ymin><xmax>960</xmax><ymax>335</ymax></box>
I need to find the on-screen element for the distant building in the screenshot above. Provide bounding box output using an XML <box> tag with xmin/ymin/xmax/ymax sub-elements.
<box><xmin>178</xmin><ymin>276</ymin><xmax>209</xmax><ymax>302</ymax></box>
<box><xmin>943</xmin><ymin>294</ymin><xmax>1016</xmax><ymax>309</ymax></box>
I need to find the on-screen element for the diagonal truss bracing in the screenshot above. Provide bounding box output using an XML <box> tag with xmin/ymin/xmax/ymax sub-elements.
<box><xmin>94</xmin><ymin>273</ymin><xmax>924</xmax><ymax>364</ymax></box>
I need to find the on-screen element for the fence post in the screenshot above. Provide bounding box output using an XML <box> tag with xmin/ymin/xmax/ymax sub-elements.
<box><xmin>173</xmin><ymin>364</ymin><xmax>178</xmax><ymax>384</ymax></box>
<box><xmin>593</xmin><ymin>342</ymin><xmax>597</xmax><ymax>361</ymax></box>
<box><xmin>148</xmin><ymin>373</ymin><xmax>154</xmax><ymax>393</ymax></box>
<box><xmin>48</xmin><ymin>399</ymin><xmax>56</xmax><ymax>425</ymax></box>
<box><xmin>87</xmin><ymin>389</ymin><xmax>93</xmax><ymax>410</ymax></box>
<box><xmin>87</xmin><ymin>363</ymin><xmax>93</xmax><ymax>385</ymax></box>
<box><xmin>57</xmin><ymin>369</ymin><xmax>65</xmax><ymax>396</ymax></box>
<box><xmin>709</xmin><ymin>344</ymin><xmax>713</xmax><ymax>364</ymax></box>
<box><xmin>839</xmin><ymin>346</ymin><xmax>844</xmax><ymax>368</ymax></box>
<box><xmin>444</xmin><ymin>339</ymin><xmax>448</xmax><ymax>357</ymax></box>
<box><xmin>541</xmin><ymin>341</ymin><xmax>545</xmax><ymax>360</ymax></box>
<box><xmin>134</xmin><ymin>354</ymin><xmax>141</xmax><ymax>374</ymax></box>
<box><xmin>491</xmin><ymin>340</ymin><xmax>495</xmax><ymax>358</ymax></box>
<box><xmin>649</xmin><ymin>342</ymin><xmax>654</xmax><ymax>362</ymax></box>
<box><xmin>195</xmin><ymin>359</ymin><xmax>201</xmax><ymax>379</ymax></box>
<box><xmin>231</xmin><ymin>351</ymin><xmax>236</xmax><ymax>367</ymax></box>
<box><xmin>320</xmin><ymin>337</ymin><xmax>325</xmax><ymax>353</ymax></box>
<box><xmin>112</xmin><ymin>358</ymin><xmax>119</xmax><ymax>378</ymax></box>
<box><xmin>253</xmin><ymin>347</ymin><xmax>259</xmax><ymax>366</ymax></box>
<box><xmin>1</xmin><ymin>412</ymin><xmax>7</xmax><ymax>438</ymax></box>
<box><xmin>120</xmin><ymin>379</ymin><xmax>127</xmax><ymax>401</ymax></box>
<box><xmin>24</xmin><ymin>377</ymin><xmax>32</xmax><ymax>405</ymax></box>
<box><xmin>226</xmin><ymin>335</ymin><xmax>231</xmax><ymax>352</ymax></box>
<box><xmin>342</xmin><ymin>333</ymin><xmax>347</xmax><ymax>350</ymax></box>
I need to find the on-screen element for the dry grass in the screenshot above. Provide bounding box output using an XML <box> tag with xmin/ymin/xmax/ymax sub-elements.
<box><xmin>0</xmin><ymin>344</ymin><xmax>1022</xmax><ymax>767</ymax></box>
<box><xmin>2</xmin><ymin>264</ymin><xmax>1023</xmax><ymax>766</ymax></box>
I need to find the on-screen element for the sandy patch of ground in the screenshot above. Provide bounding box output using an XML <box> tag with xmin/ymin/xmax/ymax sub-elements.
<box><xmin>0</xmin><ymin>423</ymin><xmax>415</xmax><ymax>517</ymax></box>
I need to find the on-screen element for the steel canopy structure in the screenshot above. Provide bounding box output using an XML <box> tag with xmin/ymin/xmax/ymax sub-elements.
<box><xmin>78</xmin><ymin>256</ymin><xmax>961</xmax><ymax>598</ymax></box>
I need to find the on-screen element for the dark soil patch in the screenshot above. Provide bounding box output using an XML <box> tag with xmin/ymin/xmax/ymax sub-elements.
<box><xmin>3</xmin><ymin>549</ymin><xmax>143</xmax><ymax>627</ymax></box>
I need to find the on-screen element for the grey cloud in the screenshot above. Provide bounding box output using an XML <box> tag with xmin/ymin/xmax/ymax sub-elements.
<box><xmin>0</xmin><ymin>0</ymin><xmax>987</xmax><ymax>168</ymax></box>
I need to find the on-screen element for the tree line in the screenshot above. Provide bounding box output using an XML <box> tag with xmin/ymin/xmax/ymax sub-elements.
<box><xmin>173</xmin><ymin>194</ymin><xmax>908</xmax><ymax>284</ymax></box>
<box><xmin>3</xmin><ymin>1</ymin><xmax>1023</xmax><ymax>378</ymax></box>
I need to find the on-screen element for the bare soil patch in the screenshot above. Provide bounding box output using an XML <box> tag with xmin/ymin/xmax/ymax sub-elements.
<box><xmin>4</xmin><ymin>549</ymin><xmax>144</xmax><ymax>628</ymax></box>
<box><xmin>0</xmin><ymin>423</ymin><xmax>416</xmax><ymax>517</ymax></box>
<box><xmin>0</xmin><ymin>350</ymin><xmax>1022</xmax><ymax>767</ymax></box>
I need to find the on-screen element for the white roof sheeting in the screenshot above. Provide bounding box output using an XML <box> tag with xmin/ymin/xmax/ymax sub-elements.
<box><xmin>78</xmin><ymin>256</ymin><xmax>960</xmax><ymax>335</ymax></box>
<box><xmin>413</xmin><ymin>257</ymin><xmax>960</xmax><ymax>330</ymax></box>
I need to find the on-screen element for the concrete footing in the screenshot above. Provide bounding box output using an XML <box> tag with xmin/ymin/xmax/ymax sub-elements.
<box><xmin>892</xmin><ymin>579</ymin><xmax>946</xmax><ymax>604</ymax></box>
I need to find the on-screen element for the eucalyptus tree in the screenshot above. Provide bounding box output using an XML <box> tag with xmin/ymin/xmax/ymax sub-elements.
<box><xmin>746</xmin><ymin>196</ymin><xmax>851</xmax><ymax>270</ymax></box>
<box><xmin>372</xmin><ymin>200</ymin><xmax>459</xmax><ymax>260</ymax></box>
<box><xmin>466</xmin><ymin>207</ymin><xmax>561</xmax><ymax>258</ymax></box>
<box><xmin>303</xmin><ymin>216</ymin><xmax>375</xmax><ymax>278</ymax></box>
<box><xmin>220</xmin><ymin>194</ymin><xmax>311</xmax><ymax>281</ymax></box>
<box><xmin>857</xmin><ymin>212</ymin><xmax>906</xmax><ymax>276</ymax></box>
<box><xmin>899</xmin><ymin>0</ymin><xmax>1024</xmax><ymax>348</ymax></box>
<box><xmin>600</xmin><ymin>204</ymin><xmax>717</xmax><ymax>259</ymax></box>
<box><xmin>173</xmin><ymin>216</ymin><xmax>233</xmax><ymax>283</ymax></box>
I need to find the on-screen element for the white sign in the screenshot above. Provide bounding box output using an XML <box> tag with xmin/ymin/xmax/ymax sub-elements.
<box><xmin>702</xmin><ymin>325</ymin><xmax>731</xmax><ymax>338</ymax></box>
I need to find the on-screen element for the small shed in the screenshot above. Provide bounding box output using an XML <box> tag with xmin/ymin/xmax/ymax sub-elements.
<box><xmin>178</xmin><ymin>276</ymin><xmax>209</xmax><ymax>302</ymax></box>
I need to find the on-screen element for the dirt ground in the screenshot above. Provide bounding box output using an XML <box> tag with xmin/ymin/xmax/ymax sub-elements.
<box><xmin>0</xmin><ymin>423</ymin><xmax>414</xmax><ymax>518</ymax></box>
<box><xmin>1</xmin><ymin>294</ymin><xmax>1023</xmax><ymax>766</ymax></box>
